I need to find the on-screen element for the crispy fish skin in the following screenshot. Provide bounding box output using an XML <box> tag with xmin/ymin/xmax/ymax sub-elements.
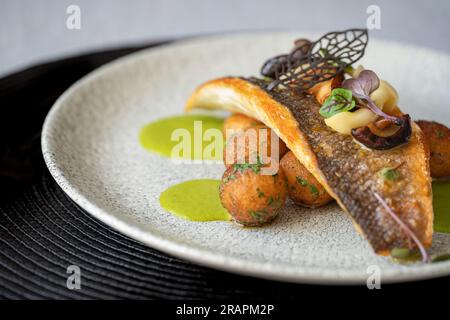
<box><xmin>186</xmin><ymin>77</ymin><xmax>433</xmax><ymax>254</ymax></box>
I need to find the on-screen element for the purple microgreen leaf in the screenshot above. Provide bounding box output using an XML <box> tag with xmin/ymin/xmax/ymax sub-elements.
<box><xmin>343</xmin><ymin>70</ymin><xmax>402</xmax><ymax>125</ymax></box>
<box><xmin>342</xmin><ymin>69</ymin><xmax>379</xmax><ymax>97</ymax></box>
<box><xmin>362</xmin><ymin>99</ymin><xmax>403</xmax><ymax>125</ymax></box>
<box><xmin>358</xmin><ymin>70</ymin><xmax>379</xmax><ymax>95</ymax></box>
<box><xmin>342</xmin><ymin>78</ymin><xmax>362</xmax><ymax>96</ymax></box>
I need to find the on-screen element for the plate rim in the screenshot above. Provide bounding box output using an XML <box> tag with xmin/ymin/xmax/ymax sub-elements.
<box><xmin>42</xmin><ymin>31</ymin><xmax>450</xmax><ymax>285</ymax></box>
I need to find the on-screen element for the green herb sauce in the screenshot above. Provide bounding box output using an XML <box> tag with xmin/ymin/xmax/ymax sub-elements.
<box><xmin>159</xmin><ymin>179</ymin><xmax>230</xmax><ymax>222</ymax></box>
<box><xmin>433</xmin><ymin>181</ymin><xmax>450</xmax><ymax>233</ymax></box>
<box><xmin>139</xmin><ymin>114</ymin><xmax>224</xmax><ymax>160</ymax></box>
<box><xmin>159</xmin><ymin>180</ymin><xmax>450</xmax><ymax>226</ymax></box>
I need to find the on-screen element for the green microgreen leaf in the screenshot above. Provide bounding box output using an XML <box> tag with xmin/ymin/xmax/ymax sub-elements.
<box><xmin>319</xmin><ymin>88</ymin><xmax>356</xmax><ymax>118</ymax></box>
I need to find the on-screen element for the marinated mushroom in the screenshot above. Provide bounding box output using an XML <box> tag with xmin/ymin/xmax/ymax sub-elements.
<box><xmin>351</xmin><ymin>114</ymin><xmax>412</xmax><ymax>150</ymax></box>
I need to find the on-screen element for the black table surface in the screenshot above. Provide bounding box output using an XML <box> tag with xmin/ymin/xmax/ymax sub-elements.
<box><xmin>0</xmin><ymin>42</ymin><xmax>448</xmax><ymax>300</ymax></box>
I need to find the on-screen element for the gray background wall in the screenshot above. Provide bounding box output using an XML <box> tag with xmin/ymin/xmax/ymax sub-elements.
<box><xmin>1</xmin><ymin>0</ymin><xmax>449</xmax><ymax>77</ymax></box>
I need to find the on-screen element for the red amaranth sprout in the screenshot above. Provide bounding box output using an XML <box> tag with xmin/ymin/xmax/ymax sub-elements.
<box><xmin>373</xmin><ymin>192</ymin><xmax>429</xmax><ymax>263</ymax></box>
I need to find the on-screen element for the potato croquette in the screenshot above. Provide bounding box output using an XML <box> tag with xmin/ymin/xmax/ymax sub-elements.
<box><xmin>280</xmin><ymin>151</ymin><xmax>333</xmax><ymax>207</ymax></box>
<box><xmin>417</xmin><ymin>120</ymin><xmax>450</xmax><ymax>179</ymax></box>
<box><xmin>223</xmin><ymin>125</ymin><xmax>288</xmax><ymax>168</ymax></box>
<box><xmin>219</xmin><ymin>164</ymin><xmax>287</xmax><ymax>226</ymax></box>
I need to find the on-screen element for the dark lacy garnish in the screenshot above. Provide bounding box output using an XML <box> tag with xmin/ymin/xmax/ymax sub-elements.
<box><xmin>261</xmin><ymin>39</ymin><xmax>312</xmax><ymax>79</ymax></box>
<box><xmin>261</xmin><ymin>29</ymin><xmax>368</xmax><ymax>92</ymax></box>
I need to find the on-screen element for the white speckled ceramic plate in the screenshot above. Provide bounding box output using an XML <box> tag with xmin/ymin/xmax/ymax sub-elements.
<box><xmin>42</xmin><ymin>32</ymin><xmax>450</xmax><ymax>284</ymax></box>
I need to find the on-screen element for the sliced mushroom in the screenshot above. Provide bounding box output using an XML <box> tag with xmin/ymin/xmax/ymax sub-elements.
<box><xmin>351</xmin><ymin>114</ymin><xmax>412</xmax><ymax>150</ymax></box>
<box><xmin>367</xmin><ymin>118</ymin><xmax>401</xmax><ymax>137</ymax></box>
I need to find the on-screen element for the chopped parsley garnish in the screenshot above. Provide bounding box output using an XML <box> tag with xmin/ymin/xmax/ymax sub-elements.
<box><xmin>232</xmin><ymin>157</ymin><xmax>264</xmax><ymax>174</ymax></box>
<box><xmin>296</xmin><ymin>177</ymin><xmax>308</xmax><ymax>187</ymax></box>
<box><xmin>309</xmin><ymin>184</ymin><xmax>319</xmax><ymax>197</ymax></box>
<box><xmin>267</xmin><ymin>196</ymin><xmax>282</xmax><ymax>208</ymax></box>
<box><xmin>248</xmin><ymin>210</ymin><xmax>269</xmax><ymax>222</ymax></box>
<box><xmin>256</xmin><ymin>188</ymin><xmax>265</xmax><ymax>198</ymax></box>
<box><xmin>379</xmin><ymin>167</ymin><xmax>400</xmax><ymax>181</ymax></box>
<box><xmin>223</xmin><ymin>174</ymin><xmax>236</xmax><ymax>183</ymax></box>
<box><xmin>296</xmin><ymin>177</ymin><xmax>319</xmax><ymax>197</ymax></box>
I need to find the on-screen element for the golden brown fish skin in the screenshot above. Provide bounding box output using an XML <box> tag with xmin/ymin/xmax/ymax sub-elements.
<box><xmin>186</xmin><ymin>77</ymin><xmax>433</xmax><ymax>254</ymax></box>
<box><xmin>246</xmin><ymin>78</ymin><xmax>433</xmax><ymax>253</ymax></box>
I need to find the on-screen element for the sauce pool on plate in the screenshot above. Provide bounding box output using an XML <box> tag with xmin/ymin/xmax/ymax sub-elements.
<box><xmin>139</xmin><ymin>114</ymin><xmax>224</xmax><ymax>160</ymax></box>
<box><xmin>158</xmin><ymin>180</ymin><xmax>450</xmax><ymax>227</ymax></box>
<box><xmin>159</xmin><ymin>179</ymin><xmax>230</xmax><ymax>222</ymax></box>
<box><xmin>433</xmin><ymin>181</ymin><xmax>450</xmax><ymax>233</ymax></box>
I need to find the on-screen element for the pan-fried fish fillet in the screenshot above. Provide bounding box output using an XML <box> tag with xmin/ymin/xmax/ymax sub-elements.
<box><xmin>186</xmin><ymin>77</ymin><xmax>433</xmax><ymax>254</ymax></box>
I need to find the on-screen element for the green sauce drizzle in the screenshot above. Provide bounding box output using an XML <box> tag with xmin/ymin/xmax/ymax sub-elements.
<box><xmin>433</xmin><ymin>181</ymin><xmax>450</xmax><ymax>233</ymax></box>
<box><xmin>158</xmin><ymin>180</ymin><xmax>450</xmax><ymax>226</ymax></box>
<box><xmin>139</xmin><ymin>114</ymin><xmax>224</xmax><ymax>160</ymax></box>
<box><xmin>159</xmin><ymin>179</ymin><xmax>230</xmax><ymax>222</ymax></box>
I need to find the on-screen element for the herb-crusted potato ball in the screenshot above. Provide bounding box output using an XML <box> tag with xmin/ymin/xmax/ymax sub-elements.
<box><xmin>223</xmin><ymin>125</ymin><xmax>288</xmax><ymax>168</ymax></box>
<box><xmin>416</xmin><ymin>120</ymin><xmax>450</xmax><ymax>179</ymax></box>
<box><xmin>219</xmin><ymin>163</ymin><xmax>287</xmax><ymax>226</ymax></box>
<box><xmin>222</xmin><ymin>113</ymin><xmax>263</xmax><ymax>137</ymax></box>
<box><xmin>280</xmin><ymin>151</ymin><xmax>333</xmax><ymax>208</ymax></box>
